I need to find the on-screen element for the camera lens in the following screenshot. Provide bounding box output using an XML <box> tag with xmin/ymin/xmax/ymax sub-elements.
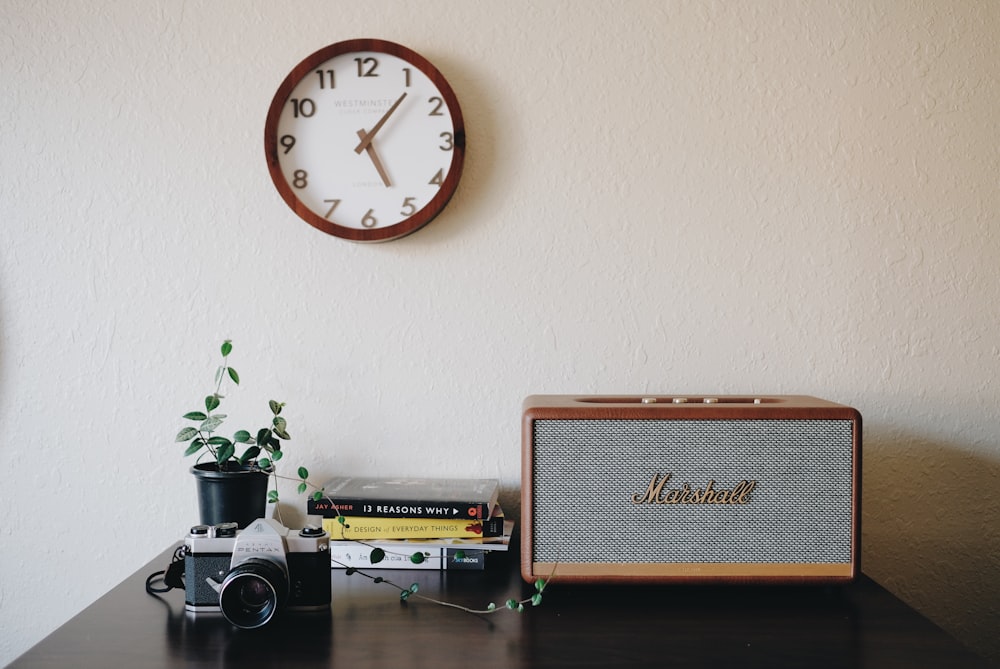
<box><xmin>238</xmin><ymin>578</ymin><xmax>271</xmax><ymax>608</ymax></box>
<box><xmin>218</xmin><ymin>558</ymin><xmax>288</xmax><ymax>629</ymax></box>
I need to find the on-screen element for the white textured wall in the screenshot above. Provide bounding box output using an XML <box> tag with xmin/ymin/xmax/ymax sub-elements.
<box><xmin>2</xmin><ymin>1</ymin><xmax>999</xmax><ymax>663</ymax></box>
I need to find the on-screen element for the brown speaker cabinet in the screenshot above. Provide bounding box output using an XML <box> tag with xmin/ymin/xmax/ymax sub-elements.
<box><xmin>521</xmin><ymin>395</ymin><xmax>861</xmax><ymax>584</ymax></box>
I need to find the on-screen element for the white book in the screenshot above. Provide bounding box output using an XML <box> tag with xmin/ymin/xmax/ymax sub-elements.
<box><xmin>329</xmin><ymin>540</ymin><xmax>507</xmax><ymax>571</ymax></box>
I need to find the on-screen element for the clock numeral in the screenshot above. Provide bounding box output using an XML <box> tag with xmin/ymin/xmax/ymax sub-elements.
<box><xmin>361</xmin><ymin>209</ymin><xmax>378</xmax><ymax>228</ymax></box>
<box><xmin>355</xmin><ymin>57</ymin><xmax>378</xmax><ymax>77</ymax></box>
<box><xmin>429</xmin><ymin>169</ymin><xmax>444</xmax><ymax>186</ymax></box>
<box><xmin>403</xmin><ymin>67</ymin><xmax>412</xmax><ymax>87</ymax></box>
<box><xmin>290</xmin><ymin>98</ymin><xmax>316</xmax><ymax>118</ymax></box>
<box><xmin>438</xmin><ymin>132</ymin><xmax>454</xmax><ymax>151</ymax></box>
<box><xmin>279</xmin><ymin>135</ymin><xmax>296</xmax><ymax>154</ymax></box>
<box><xmin>292</xmin><ymin>170</ymin><xmax>308</xmax><ymax>189</ymax></box>
<box><xmin>323</xmin><ymin>199</ymin><xmax>341</xmax><ymax>219</ymax></box>
<box><xmin>428</xmin><ymin>96</ymin><xmax>445</xmax><ymax>116</ymax></box>
<box><xmin>400</xmin><ymin>197</ymin><xmax>417</xmax><ymax>217</ymax></box>
<box><xmin>315</xmin><ymin>69</ymin><xmax>335</xmax><ymax>89</ymax></box>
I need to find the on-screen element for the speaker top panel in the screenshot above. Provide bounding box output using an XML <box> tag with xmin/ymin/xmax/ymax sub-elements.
<box><xmin>523</xmin><ymin>394</ymin><xmax>861</xmax><ymax>422</ymax></box>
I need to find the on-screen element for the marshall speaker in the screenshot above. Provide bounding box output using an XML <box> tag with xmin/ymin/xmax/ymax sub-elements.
<box><xmin>521</xmin><ymin>395</ymin><xmax>861</xmax><ymax>584</ymax></box>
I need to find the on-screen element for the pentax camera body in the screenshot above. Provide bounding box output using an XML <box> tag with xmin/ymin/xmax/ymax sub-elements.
<box><xmin>184</xmin><ymin>517</ymin><xmax>330</xmax><ymax>629</ymax></box>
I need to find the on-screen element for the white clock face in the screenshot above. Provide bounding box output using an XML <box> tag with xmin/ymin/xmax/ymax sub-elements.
<box><xmin>271</xmin><ymin>48</ymin><xmax>461</xmax><ymax>239</ymax></box>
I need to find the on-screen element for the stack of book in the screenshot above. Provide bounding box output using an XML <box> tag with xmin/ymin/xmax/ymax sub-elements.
<box><xmin>307</xmin><ymin>476</ymin><xmax>513</xmax><ymax>571</ymax></box>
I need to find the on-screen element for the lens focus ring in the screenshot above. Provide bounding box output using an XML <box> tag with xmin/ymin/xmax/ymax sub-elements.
<box><xmin>218</xmin><ymin>558</ymin><xmax>288</xmax><ymax>629</ymax></box>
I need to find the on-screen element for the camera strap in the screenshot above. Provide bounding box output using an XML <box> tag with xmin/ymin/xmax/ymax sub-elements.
<box><xmin>145</xmin><ymin>545</ymin><xmax>187</xmax><ymax>595</ymax></box>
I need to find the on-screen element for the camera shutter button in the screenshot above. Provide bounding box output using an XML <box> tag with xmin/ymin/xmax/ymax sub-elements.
<box><xmin>299</xmin><ymin>525</ymin><xmax>325</xmax><ymax>537</ymax></box>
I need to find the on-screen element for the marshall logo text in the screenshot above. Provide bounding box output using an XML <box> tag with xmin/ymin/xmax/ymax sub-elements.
<box><xmin>631</xmin><ymin>473</ymin><xmax>757</xmax><ymax>506</ymax></box>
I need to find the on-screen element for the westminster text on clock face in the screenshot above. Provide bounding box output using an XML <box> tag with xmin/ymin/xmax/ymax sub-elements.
<box><xmin>275</xmin><ymin>51</ymin><xmax>458</xmax><ymax>231</ymax></box>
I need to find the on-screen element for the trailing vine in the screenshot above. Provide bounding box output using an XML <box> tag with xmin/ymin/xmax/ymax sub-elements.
<box><xmin>271</xmin><ymin>469</ymin><xmax>549</xmax><ymax>614</ymax></box>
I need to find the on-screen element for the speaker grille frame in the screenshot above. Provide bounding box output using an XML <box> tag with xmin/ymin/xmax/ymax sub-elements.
<box><xmin>521</xmin><ymin>395</ymin><xmax>861</xmax><ymax>584</ymax></box>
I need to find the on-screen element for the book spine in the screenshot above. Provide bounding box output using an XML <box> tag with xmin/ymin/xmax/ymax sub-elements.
<box><xmin>328</xmin><ymin>544</ymin><xmax>493</xmax><ymax>571</ymax></box>
<box><xmin>322</xmin><ymin>515</ymin><xmax>504</xmax><ymax>540</ymax></box>
<box><xmin>307</xmin><ymin>497</ymin><xmax>490</xmax><ymax>520</ymax></box>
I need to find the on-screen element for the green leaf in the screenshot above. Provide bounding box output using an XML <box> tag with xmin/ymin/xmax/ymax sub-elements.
<box><xmin>487</xmin><ymin>602</ymin><xmax>496</xmax><ymax>611</ymax></box>
<box><xmin>183</xmin><ymin>440</ymin><xmax>205</xmax><ymax>456</ymax></box>
<box><xmin>182</xmin><ymin>411</ymin><xmax>207</xmax><ymax>421</ymax></box>
<box><xmin>531</xmin><ymin>593</ymin><xmax>543</xmax><ymax>606</ymax></box>
<box><xmin>297</xmin><ymin>466</ymin><xmax>309</xmax><ymax>479</ymax></box>
<box><xmin>410</xmin><ymin>552</ymin><xmax>425</xmax><ymax>564</ymax></box>
<box><xmin>238</xmin><ymin>446</ymin><xmax>260</xmax><ymax>464</ymax></box>
<box><xmin>400</xmin><ymin>591</ymin><xmax>410</xmax><ymax>601</ymax></box>
<box><xmin>257</xmin><ymin>428</ymin><xmax>271</xmax><ymax>445</ymax></box>
<box><xmin>233</xmin><ymin>430</ymin><xmax>252</xmax><ymax>443</ymax></box>
<box><xmin>267</xmin><ymin>489</ymin><xmax>279</xmax><ymax>503</ymax></box>
<box><xmin>175</xmin><ymin>427</ymin><xmax>199</xmax><ymax>442</ymax></box>
<box><xmin>273</xmin><ymin>417</ymin><xmax>290</xmax><ymax>440</ymax></box>
<box><xmin>205</xmin><ymin>395</ymin><xmax>221</xmax><ymax>412</ymax></box>
<box><xmin>535</xmin><ymin>578</ymin><xmax>547</xmax><ymax>592</ymax></box>
<box><xmin>206</xmin><ymin>436</ymin><xmax>231</xmax><ymax>446</ymax></box>
<box><xmin>337</xmin><ymin>516</ymin><xmax>347</xmax><ymax>525</ymax></box>
<box><xmin>312</xmin><ymin>491</ymin><xmax>323</xmax><ymax>502</ymax></box>
<box><xmin>454</xmin><ymin>550</ymin><xmax>465</xmax><ymax>560</ymax></box>
<box><xmin>258</xmin><ymin>458</ymin><xmax>271</xmax><ymax>469</ymax></box>
<box><xmin>370</xmin><ymin>548</ymin><xmax>386</xmax><ymax>564</ymax></box>
<box><xmin>269</xmin><ymin>400</ymin><xmax>283</xmax><ymax>415</ymax></box>
<box><xmin>221</xmin><ymin>340</ymin><xmax>232</xmax><ymax>357</ymax></box>
<box><xmin>297</xmin><ymin>482</ymin><xmax>307</xmax><ymax>494</ymax></box>
<box><xmin>200</xmin><ymin>417</ymin><xmax>223</xmax><ymax>433</ymax></box>
<box><xmin>271</xmin><ymin>450</ymin><xmax>283</xmax><ymax>462</ymax></box>
<box><xmin>227</xmin><ymin>367</ymin><xmax>239</xmax><ymax>385</ymax></box>
<box><xmin>216</xmin><ymin>443</ymin><xmax>235</xmax><ymax>463</ymax></box>
<box><xmin>506</xmin><ymin>599</ymin><xmax>519</xmax><ymax>610</ymax></box>
<box><xmin>408</xmin><ymin>583</ymin><xmax>419</xmax><ymax>594</ymax></box>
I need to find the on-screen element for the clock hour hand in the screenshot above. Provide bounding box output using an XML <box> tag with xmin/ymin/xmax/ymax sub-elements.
<box><xmin>354</xmin><ymin>92</ymin><xmax>407</xmax><ymax>154</ymax></box>
<box><xmin>356</xmin><ymin>129</ymin><xmax>392</xmax><ymax>187</ymax></box>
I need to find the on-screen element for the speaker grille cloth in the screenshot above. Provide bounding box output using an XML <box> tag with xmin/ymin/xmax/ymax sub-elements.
<box><xmin>532</xmin><ymin>419</ymin><xmax>853</xmax><ymax>564</ymax></box>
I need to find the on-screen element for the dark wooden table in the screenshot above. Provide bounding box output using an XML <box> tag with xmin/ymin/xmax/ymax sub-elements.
<box><xmin>10</xmin><ymin>543</ymin><xmax>993</xmax><ymax>668</ymax></box>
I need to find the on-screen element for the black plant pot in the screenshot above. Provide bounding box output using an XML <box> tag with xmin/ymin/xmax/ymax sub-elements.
<box><xmin>191</xmin><ymin>463</ymin><xmax>269</xmax><ymax>528</ymax></box>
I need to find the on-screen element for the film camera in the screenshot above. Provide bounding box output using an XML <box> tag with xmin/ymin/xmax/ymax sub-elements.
<box><xmin>184</xmin><ymin>518</ymin><xmax>330</xmax><ymax>628</ymax></box>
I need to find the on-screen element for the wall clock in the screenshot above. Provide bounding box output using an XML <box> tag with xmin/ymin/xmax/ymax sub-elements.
<box><xmin>264</xmin><ymin>39</ymin><xmax>465</xmax><ymax>242</ymax></box>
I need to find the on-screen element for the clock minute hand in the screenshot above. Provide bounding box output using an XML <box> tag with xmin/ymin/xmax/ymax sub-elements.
<box><xmin>354</xmin><ymin>92</ymin><xmax>408</xmax><ymax>154</ymax></box>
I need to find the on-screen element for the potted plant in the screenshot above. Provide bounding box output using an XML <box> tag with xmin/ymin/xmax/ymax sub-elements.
<box><xmin>175</xmin><ymin>340</ymin><xmax>289</xmax><ymax>528</ymax></box>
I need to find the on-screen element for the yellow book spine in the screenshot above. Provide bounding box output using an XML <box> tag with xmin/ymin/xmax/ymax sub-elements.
<box><xmin>323</xmin><ymin>516</ymin><xmax>486</xmax><ymax>540</ymax></box>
